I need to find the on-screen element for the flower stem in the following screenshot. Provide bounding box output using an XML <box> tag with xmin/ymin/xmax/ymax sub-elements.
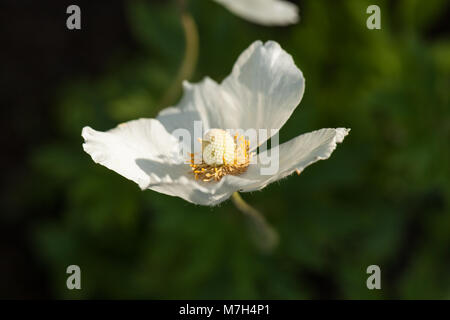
<box><xmin>231</xmin><ymin>192</ymin><xmax>279</xmax><ymax>253</ymax></box>
<box><xmin>158</xmin><ymin>1</ymin><xmax>199</xmax><ymax>108</ymax></box>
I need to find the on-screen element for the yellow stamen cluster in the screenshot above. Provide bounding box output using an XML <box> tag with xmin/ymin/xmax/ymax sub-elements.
<box><xmin>189</xmin><ymin>130</ymin><xmax>251</xmax><ymax>182</ymax></box>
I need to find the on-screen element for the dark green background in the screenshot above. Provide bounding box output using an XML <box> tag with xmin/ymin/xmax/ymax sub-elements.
<box><xmin>1</xmin><ymin>0</ymin><xmax>449</xmax><ymax>299</ymax></box>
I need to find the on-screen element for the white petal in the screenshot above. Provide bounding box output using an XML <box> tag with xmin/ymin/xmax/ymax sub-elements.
<box><xmin>222</xmin><ymin>41</ymin><xmax>305</xmax><ymax>148</ymax></box>
<box><xmin>135</xmin><ymin>159</ymin><xmax>241</xmax><ymax>206</ymax></box>
<box><xmin>156</xmin><ymin>106</ymin><xmax>200</xmax><ymax>134</ymax></box>
<box><xmin>213</xmin><ymin>0</ymin><xmax>299</xmax><ymax>26</ymax></box>
<box><xmin>82</xmin><ymin>118</ymin><xmax>245</xmax><ymax>205</ymax></box>
<box><xmin>239</xmin><ymin>128</ymin><xmax>350</xmax><ymax>192</ymax></box>
<box><xmin>156</xmin><ymin>105</ymin><xmax>202</xmax><ymax>152</ymax></box>
<box><xmin>82</xmin><ymin>118</ymin><xmax>181</xmax><ymax>190</ymax></box>
<box><xmin>166</xmin><ymin>41</ymin><xmax>305</xmax><ymax>151</ymax></box>
<box><xmin>159</xmin><ymin>78</ymin><xmax>234</xmax><ymax>132</ymax></box>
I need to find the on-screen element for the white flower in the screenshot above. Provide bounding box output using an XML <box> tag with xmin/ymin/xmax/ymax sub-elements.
<box><xmin>82</xmin><ymin>41</ymin><xmax>349</xmax><ymax>206</ymax></box>
<box><xmin>212</xmin><ymin>0</ymin><xmax>299</xmax><ymax>26</ymax></box>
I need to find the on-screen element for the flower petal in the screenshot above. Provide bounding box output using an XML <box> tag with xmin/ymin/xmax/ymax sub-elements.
<box><xmin>158</xmin><ymin>78</ymin><xmax>234</xmax><ymax>133</ymax></box>
<box><xmin>213</xmin><ymin>0</ymin><xmax>299</xmax><ymax>26</ymax></box>
<box><xmin>222</xmin><ymin>41</ymin><xmax>305</xmax><ymax>147</ymax></box>
<box><xmin>134</xmin><ymin>159</ymin><xmax>241</xmax><ymax>205</ymax></box>
<box><xmin>163</xmin><ymin>41</ymin><xmax>305</xmax><ymax>151</ymax></box>
<box><xmin>156</xmin><ymin>105</ymin><xmax>202</xmax><ymax>152</ymax></box>
<box><xmin>239</xmin><ymin>128</ymin><xmax>350</xmax><ymax>192</ymax></box>
<box><xmin>82</xmin><ymin>118</ymin><xmax>181</xmax><ymax>190</ymax></box>
<box><xmin>82</xmin><ymin>118</ymin><xmax>246</xmax><ymax>205</ymax></box>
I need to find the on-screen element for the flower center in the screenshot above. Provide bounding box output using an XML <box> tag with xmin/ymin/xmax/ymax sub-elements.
<box><xmin>202</xmin><ymin>129</ymin><xmax>236</xmax><ymax>166</ymax></box>
<box><xmin>189</xmin><ymin>129</ymin><xmax>251</xmax><ymax>182</ymax></box>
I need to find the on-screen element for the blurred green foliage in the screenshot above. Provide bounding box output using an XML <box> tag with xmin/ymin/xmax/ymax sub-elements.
<box><xmin>28</xmin><ymin>0</ymin><xmax>449</xmax><ymax>299</ymax></box>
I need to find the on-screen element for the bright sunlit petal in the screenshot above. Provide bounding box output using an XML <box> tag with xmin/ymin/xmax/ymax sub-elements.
<box><xmin>213</xmin><ymin>0</ymin><xmax>299</xmax><ymax>26</ymax></box>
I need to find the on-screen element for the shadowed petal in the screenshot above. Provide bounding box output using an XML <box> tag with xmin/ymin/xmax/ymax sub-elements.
<box><xmin>135</xmin><ymin>159</ymin><xmax>251</xmax><ymax>205</ymax></box>
<box><xmin>239</xmin><ymin>128</ymin><xmax>350</xmax><ymax>192</ymax></box>
<box><xmin>82</xmin><ymin>119</ymin><xmax>247</xmax><ymax>205</ymax></box>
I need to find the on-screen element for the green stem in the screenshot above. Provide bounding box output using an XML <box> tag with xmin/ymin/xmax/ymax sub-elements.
<box><xmin>158</xmin><ymin>3</ymin><xmax>199</xmax><ymax>108</ymax></box>
<box><xmin>231</xmin><ymin>192</ymin><xmax>279</xmax><ymax>253</ymax></box>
